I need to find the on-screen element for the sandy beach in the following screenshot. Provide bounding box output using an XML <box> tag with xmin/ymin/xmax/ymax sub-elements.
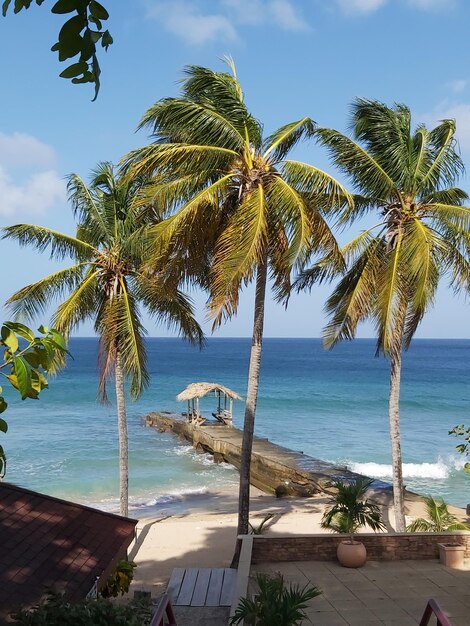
<box><xmin>127</xmin><ymin>486</ymin><xmax>468</xmax><ymax>598</ymax></box>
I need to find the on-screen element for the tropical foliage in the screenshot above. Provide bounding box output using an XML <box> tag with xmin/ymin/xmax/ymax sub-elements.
<box><xmin>123</xmin><ymin>59</ymin><xmax>350</xmax><ymax>544</ymax></box>
<box><xmin>321</xmin><ymin>477</ymin><xmax>385</xmax><ymax>542</ymax></box>
<box><xmin>0</xmin><ymin>321</ymin><xmax>67</xmax><ymax>477</ymax></box>
<box><xmin>449</xmin><ymin>424</ymin><xmax>470</xmax><ymax>473</ymax></box>
<box><xmin>248</xmin><ymin>512</ymin><xmax>275</xmax><ymax>535</ymax></box>
<box><xmin>100</xmin><ymin>559</ymin><xmax>137</xmax><ymax>598</ymax></box>
<box><xmin>299</xmin><ymin>99</ymin><xmax>470</xmax><ymax>531</ymax></box>
<box><xmin>407</xmin><ymin>495</ymin><xmax>470</xmax><ymax>532</ymax></box>
<box><xmin>229</xmin><ymin>572</ymin><xmax>321</xmax><ymax>626</ymax></box>
<box><xmin>2</xmin><ymin>0</ymin><xmax>112</xmax><ymax>99</ymax></box>
<box><xmin>13</xmin><ymin>592</ymin><xmax>153</xmax><ymax>626</ymax></box>
<box><xmin>2</xmin><ymin>162</ymin><xmax>203</xmax><ymax>516</ymax></box>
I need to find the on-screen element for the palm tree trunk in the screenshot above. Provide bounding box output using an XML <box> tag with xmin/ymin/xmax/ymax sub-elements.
<box><xmin>115</xmin><ymin>352</ymin><xmax>129</xmax><ymax>517</ymax></box>
<box><xmin>389</xmin><ymin>348</ymin><xmax>405</xmax><ymax>532</ymax></box>
<box><xmin>232</xmin><ymin>255</ymin><xmax>268</xmax><ymax>566</ymax></box>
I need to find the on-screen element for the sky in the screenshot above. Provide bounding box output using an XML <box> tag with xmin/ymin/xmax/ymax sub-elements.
<box><xmin>1</xmin><ymin>0</ymin><xmax>470</xmax><ymax>338</ymax></box>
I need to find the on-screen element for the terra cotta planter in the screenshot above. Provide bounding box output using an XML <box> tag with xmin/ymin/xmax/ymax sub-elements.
<box><xmin>337</xmin><ymin>540</ymin><xmax>367</xmax><ymax>568</ymax></box>
<box><xmin>438</xmin><ymin>543</ymin><xmax>465</xmax><ymax>568</ymax></box>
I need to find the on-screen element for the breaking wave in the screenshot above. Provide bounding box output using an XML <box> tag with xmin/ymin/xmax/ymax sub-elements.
<box><xmin>348</xmin><ymin>456</ymin><xmax>465</xmax><ymax>480</ymax></box>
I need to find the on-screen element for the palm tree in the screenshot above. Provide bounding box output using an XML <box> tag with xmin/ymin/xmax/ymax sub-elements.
<box><xmin>407</xmin><ymin>495</ymin><xmax>470</xmax><ymax>532</ymax></box>
<box><xmin>122</xmin><ymin>60</ymin><xmax>351</xmax><ymax>546</ymax></box>
<box><xmin>2</xmin><ymin>163</ymin><xmax>203</xmax><ymax>517</ymax></box>
<box><xmin>299</xmin><ymin>99</ymin><xmax>470</xmax><ymax>531</ymax></box>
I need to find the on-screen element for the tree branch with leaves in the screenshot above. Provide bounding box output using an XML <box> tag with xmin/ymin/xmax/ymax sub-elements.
<box><xmin>0</xmin><ymin>321</ymin><xmax>67</xmax><ymax>477</ymax></box>
<box><xmin>2</xmin><ymin>0</ymin><xmax>112</xmax><ymax>100</ymax></box>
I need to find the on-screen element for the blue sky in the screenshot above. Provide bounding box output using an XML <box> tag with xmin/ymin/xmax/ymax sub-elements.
<box><xmin>1</xmin><ymin>0</ymin><xmax>469</xmax><ymax>338</ymax></box>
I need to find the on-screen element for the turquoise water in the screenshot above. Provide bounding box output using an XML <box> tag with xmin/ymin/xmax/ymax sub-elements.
<box><xmin>4</xmin><ymin>338</ymin><xmax>470</xmax><ymax>512</ymax></box>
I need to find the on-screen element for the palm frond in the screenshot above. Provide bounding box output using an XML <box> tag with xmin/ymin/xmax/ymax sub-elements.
<box><xmin>419</xmin><ymin>119</ymin><xmax>464</xmax><ymax>194</ymax></box>
<box><xmin>179</xmin><ymin>64</ymin><xmax>263</xmax><ymax>147</ymax></box>
<box><xmin>268</xmin><ymin>226</ymin><xmax>292</xmax><ymax>303</ymax></box>
<box><xmin>209</xmin><ymin>185</ymin><xmax>268</xmax><ymax>326</ymax></box>
<box><xmin>6</xmin><ymin>264</ymin><xmax>88</xmax><ymax>321</ymax></box>
<box><xmin>52</xmin><ymin>269</ymin><xmax>101</xmax><ymax>336</ymax></box>
<box><xmin>420</xmin><ymin>187</ymin><xmax>468</xmax><ymax>207</ymax></box>
<box><xmin>147</xmin><ymin>175</ymin><xmax>233</xmax><ymax>259</ymax></box>
<box><xmin>323</xmin><ymin>240</ymin><xmax>383</xmax><ymax>348</ymax></box>
<box><xmin>2</xmin><ymin>224</ymin><xmax>95</xmax><ymax>260</ymax></box>
<box><xmin>407</xmin><ymin>495</ymin><xmax>470</xmax><ymax>532</ymax></box>
<box><xmin>121</xmin><ymin>142</ymin><xmax>237</xmax><ymax>181</ymax></box>
<box><xmin>315</xmin><ymin>127</ymin><xmax>396</xmax><ymax>200</ymax></box>
<box><xmin>400</xmin><ymin>220</ymin><xmax>442</xmax><ymax>348</ymax></box>
<box><xmin>426</xmin><ymin>203</ymin><xmax>470</xmax><ymax>232</ymax></box>
<box><xmin>135</xmin><ymin>274</ymin><xmax>204</xmax><ymax>347</ymax></box>
<box><xmin>266</xmin><ymin>176</ymin><xmax>312</xmax><ymax>270</ymax></box>
<box><xmin>96</xmin><ymin>280</ymin><xmax>149</xmax><ymax>401</ymax></box>
<box><xmin>133</xmin><ymin>173</ymin><xmax>210</xmax><ymax>216</ymax></box>
<box><xmin>335</xmin><ymin>195</ymin><xmax>382</xmax><ymax>227</ymax></box>
<box><xmin>67</xmin><ymin>169</ymin><xmax>109</xmax><ymax>240</ymax></box>
<box><xmin>294</xmin><ymin>252</ymin><xmax>345</xmax><ymax>292</ymax></box>
<box><xmin>295</xmin><ymin>228</ymin><xmax>380</xmax><ymax>293</ymax></box>
<box><xmin>411</xmin><ymin>126</ymin><xmax>429</xmax><ymax>191</ymax></box>
<box><xmin>138</xmin><ymin>98</ymin><xmax>246</xmax><ymax>150</ymax></box>
<box><xmin>263</xmin><ymin>117</ymin><xmax>315</xmax><ymax>162</ymax></box>
<box><xmin>321</xmin><ymin>477</ymin><xmax>385</xmax><ymax>536</ymax></box>
<box><xmin>445</xmin><ymin>236</ymin><xmax>470</xmax><ymax>292</ymax></box>
<box><xmin>282</xmin><ymin>160</ymin><xmax>353</xmax><ymax>210</ymax></box>
<box><xmin>350</xmin><ymin>99</ymin><xmax>416</xmax><ymax>191</ymax></box>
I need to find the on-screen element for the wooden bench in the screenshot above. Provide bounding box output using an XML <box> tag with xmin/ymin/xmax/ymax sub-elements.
<box><xmin>167</xmin><ymin>567</ymin><xmax>236</xmax><ymax>607</ymax></box>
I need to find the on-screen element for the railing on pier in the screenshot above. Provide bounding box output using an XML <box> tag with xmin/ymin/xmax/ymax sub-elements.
<box><xmin>419</xmin><ymin>599</ymin><xmax>452</xmax><ymax>626</ymax></box>
<box><xmin>149</xmin><ymin>593</ymin><xmax>177</xmax><ymax>626</ymax></box>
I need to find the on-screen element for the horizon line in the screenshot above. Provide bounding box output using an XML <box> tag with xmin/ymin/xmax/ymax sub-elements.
<box><xmin>66</xmin><ymin>336</ymin><xmax>470</xmax><ymax>340</ymax></box>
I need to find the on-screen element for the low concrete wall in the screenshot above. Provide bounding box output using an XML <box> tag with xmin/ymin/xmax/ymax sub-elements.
<box><xmin>230</xmin><ymin>536</ymin><xmax>253</xmax><ymax>622</ymax></box>
<box><xmin>250</xmin><ymin>532</ymin><xmax>470</xmax><ymax>562</ymax></box>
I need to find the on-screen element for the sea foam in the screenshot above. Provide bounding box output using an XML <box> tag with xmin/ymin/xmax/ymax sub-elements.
<box><xmin>349</xmin><ymin>456</ymin><xmax>465</xmax><ymax>480</ymax></box>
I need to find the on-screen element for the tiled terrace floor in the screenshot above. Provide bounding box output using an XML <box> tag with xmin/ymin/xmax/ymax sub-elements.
<box><xmin>252</xmin><ymin>560</ymin><xmax>470</xmax><ymax>625</ymax></box>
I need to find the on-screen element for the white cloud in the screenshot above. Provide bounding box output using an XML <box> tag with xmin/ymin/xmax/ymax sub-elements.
<box><xmin>147</xmin><ymin>1</ymin><xmax>237</xmax><ymax>44</ymax></box>
<box><xmin>0</xmin><ymin>133</ymin><xmax>65</xmax><ymax>218</ymax></box>
<box><xmin>270</xmin><ymin>0</ymin><xmax>308</xmax><ymax>30</ymax></box>
<box><xmin>222</xmin><ymin>0</ymin><xmax>265</xmax><ymax>25</ymax></box>
<box><xmin>335</xmin><ymin>0</ymin><xmax>387</xmax><ymax>14</ymax></box>
<box><xmin>223</xmin><ymin>0</ymin><xmax>308</xmax><ymax>31</ymax></box>
<box><xmin>146</xmin><ymin>0</ymin><xmax>308</xmax><ymax>44</ymax></box>
<box><xmin>0</xmin><ymin>132</ymin><xmax>56</xmax><ymax>169</ymax></box>
<box><xmin>421</xmin><ymin>102</ymin><xmax>470</xmax><ymax>152</ymax></box>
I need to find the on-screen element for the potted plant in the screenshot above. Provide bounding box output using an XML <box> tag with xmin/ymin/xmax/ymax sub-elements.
<box><xmin>321</xmin><ymin>476</ymin><xmax>386</xmax><ymax>568</ymax></box>
<box><xmin>407</xmin><ymin>495</ymin><xmax>470</xmax><ymax>568</ymax></box>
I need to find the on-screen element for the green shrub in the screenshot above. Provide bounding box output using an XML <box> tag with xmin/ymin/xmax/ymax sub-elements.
<box><xmin>229</xmin><ymin>572</ymin><xmax>321</xmax><ymax>626</ymax></box>
<box><xmin>100</xmin><ymin>559</ymin><xmax>137</xmax><ymax>598</ymax></box>
<box><xmin>12</xmin><ymin>593</ymin><xmax>153</xmax><ymax>626</ymax></box>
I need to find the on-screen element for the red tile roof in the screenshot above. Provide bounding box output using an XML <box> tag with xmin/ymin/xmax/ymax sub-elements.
<box><xmin>0</xmin><ymin>482</ymin><xmax>137</xmax><ymax>623</ymax></box>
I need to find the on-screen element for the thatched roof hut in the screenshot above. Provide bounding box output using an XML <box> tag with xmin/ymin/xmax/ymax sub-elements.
<box><xmin>176</xmin><ymin>382</ymin><xmax>242</xmax><ymax>402</ymax></box>
<box><xmin>176</xmin><ymin>382</ymin><xmax>242</xmax><ymax>425</ymax></box>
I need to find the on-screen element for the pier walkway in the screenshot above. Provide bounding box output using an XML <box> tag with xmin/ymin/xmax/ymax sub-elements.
<box><xmin>144</xmin><ymin>412</ymin><xmax>407</xmax><ymax>501</ymax></box>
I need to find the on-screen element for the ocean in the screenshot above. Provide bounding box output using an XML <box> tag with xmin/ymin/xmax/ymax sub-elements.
<box><xmin>4</xmin><ymin>337</ymin><xmax>470</xmax><ymax>514</ymax></box>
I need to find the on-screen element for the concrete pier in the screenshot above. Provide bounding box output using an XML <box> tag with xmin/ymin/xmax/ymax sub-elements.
<box><xmin>143</xmin><ymin>412</ymin><xmax>407</xmax><ymax>500</ymax></box>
